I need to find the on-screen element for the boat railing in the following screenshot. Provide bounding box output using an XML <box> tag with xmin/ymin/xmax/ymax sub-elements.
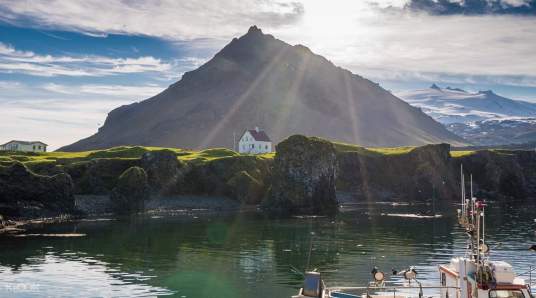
<box><xmin>327</xmin><ymin>285</ymin><xmax>460</xmax><ymax>298</ymax></box>
<box><xmin>519</xmin><ymin>265</ymin><xmax>536</xmax><ymax>288</ymax></box>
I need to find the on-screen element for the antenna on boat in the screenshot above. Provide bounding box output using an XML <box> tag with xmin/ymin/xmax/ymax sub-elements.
<box><xmin>305</xmin><ymin>231</ymin><xmax>315</xmax><ymax>271</ymax></box>
<box><xmin>470</xmin><ymin>174</ymin><xmax>473</xmax><ymax>199</ymax></box>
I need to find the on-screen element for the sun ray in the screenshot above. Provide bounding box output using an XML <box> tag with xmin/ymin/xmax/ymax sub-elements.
<box><xmin>199</xmin><ymin>46</ymin><xmax>291</xmax><ymax>149</ymax></box>
<box><xmin>271</xmin><ymin>50</ymin><xmax>311</xmax><ymax>141</ymax></box>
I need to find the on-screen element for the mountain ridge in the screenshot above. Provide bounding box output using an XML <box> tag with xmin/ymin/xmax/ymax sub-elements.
<box><xmin>60</xmin><ymin>26</ymin><xmax>464</xmax><ymax>151</ymax></box>
<box><xmin>397</xmin><ymin>84</ymin><xmax>536</xmax><ymax>124</ymax></box>
<box><xmin>398</xmin><ymin>84</ymin><xmax>536</xmax><ymax>145</ymax></box>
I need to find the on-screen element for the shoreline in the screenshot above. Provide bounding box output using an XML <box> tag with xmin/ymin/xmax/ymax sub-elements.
<box><xmin>0</xmin><ymin>195</ymin><xmax>247</xmax><ymax>236</ymax></box>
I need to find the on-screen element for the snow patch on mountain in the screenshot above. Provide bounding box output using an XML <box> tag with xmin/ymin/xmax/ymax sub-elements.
<box><xmin>397</xmin><ymin>85</ymin><xmax>536</xmax><ymax>145</ymax></box>
<box><xmin>397</xmin><ymin>85</ymin><xmax>536</xmax><ymax>125</ymax></box>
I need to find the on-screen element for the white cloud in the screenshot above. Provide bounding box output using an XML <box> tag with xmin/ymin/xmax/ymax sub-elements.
<box><xmin>1</xmin><ymin>1</ymin><xmax>535</xmax><ymax>84</ymax></box>
<box><xmin>42</xmin><ymin>83</ymin><xmax>165</xmax><ymax>98</ymax></box>
<box><xmin>0</xmin><ymin>0</ymin><xmax>304</xmax><ymax>40</ymax></box>
<box><xmin>268</xmin><ymin>2</ymin><xmax>536</xmax><ymax>85</ymax></box>
<box><xmin>0</xmin><ymin>42</ymin><xmax>173</xmax><ymax>77</ymax></box>
<box><xmin>0</xmin><ymin>81</ymin><xmax>167</xmax><ymax>150</ymax></box>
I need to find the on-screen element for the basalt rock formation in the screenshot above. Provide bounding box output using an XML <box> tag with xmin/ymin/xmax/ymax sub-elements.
<box><xmin>110</xmin><ymin>166</ymin><xmax>150</xmax><ymax>214</ymax></box>
<box><xmin>0</xmin><ymin>162</ymin><xmax>75</xmax><ymax>217</ymax></box>
<box><xmin>140</xmin><ymin>150</ymin><xmax>184</xmax><ymax>195</ymax></box>
<box><xmin>2</xmin><ymin>137</ymin><xmax>535</xmax><ymax>220</ymax></box>
<box><xmin>336</xmin><ymin>143</ymin><xmax>458</xmax><ymax>201</ymax></box>
<box><xmin>264</xmin><ymin>135</ymin><xmax>338</xmax><ymax>215</ymax></box>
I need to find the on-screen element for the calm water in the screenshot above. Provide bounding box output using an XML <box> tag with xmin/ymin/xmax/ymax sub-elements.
<box><xmin>0</xmin><ymin>203</ymin><xmax>535</xmax><ymax>298</ymax></box>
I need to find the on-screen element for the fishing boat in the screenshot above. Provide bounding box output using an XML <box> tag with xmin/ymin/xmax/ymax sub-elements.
<box><xmin>293</xmin><ymin>167</ymin><xmax>535</xmax><ymax>298</ymax></box>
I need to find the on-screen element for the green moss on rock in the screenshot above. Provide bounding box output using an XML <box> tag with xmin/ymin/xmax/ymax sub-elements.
<box><xmin>110</xmin><ymin>166</ymin><xmax>150</xmax><ymax>214</ymax></box>
<box><xmin>0</xmin><ymin>162</ymin><xmax>74</xmax><ymax>217</ymax></box>
<box><xmin>264</xmin><ymin>135</ymin><xmax>338</xmax><ymax>215</ymax></box>
<box><xmin>141</xmin><ymin>149</ymin><xmax>183</xmax><ymax>195</ymax></box>
<box><xmin>226</xmin><ymin>171</ymin><xmax>265</xmax><ymax>204</ymax></box>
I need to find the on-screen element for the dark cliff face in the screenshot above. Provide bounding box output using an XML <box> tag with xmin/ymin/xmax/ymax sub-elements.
<box><xmin>4</xmin><ymin>137</ymin><xmax>535</xmax><ymax>220</ymax></box>
<box><xmin>0</xmin><ymin>162</ymin><xmax>75</xmax><ymax>217</ymax></box>
<box><xmin>60</xmin><ymin>26</ymin><xmax>464</xmax><ymax>152</ymax></box>
<box><xmin>264</xmin><ymin>135</ymin><xmax>338</xmax><ymax>215</ymax></box>
<box><xmin>337</xmin><ymin>143</ymin><xmax>458</xmax><ymax>202</ymax></box>
<box><xmin>455</xmin><ymin>150</ymin><xmax>536</xmax><ymax>200</ymax></box>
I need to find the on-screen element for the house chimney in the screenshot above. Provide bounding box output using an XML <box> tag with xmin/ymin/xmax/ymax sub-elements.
<box><xmin>255</xmin><ymin>126</ymin><xmax>260</xmax><ymax>132</ymax></box>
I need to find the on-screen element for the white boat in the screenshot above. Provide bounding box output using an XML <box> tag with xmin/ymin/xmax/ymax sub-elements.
<box><xmin>293</xmin><ymin>168</ymin><xmax>535</xmax><ymax>298</ymax></box>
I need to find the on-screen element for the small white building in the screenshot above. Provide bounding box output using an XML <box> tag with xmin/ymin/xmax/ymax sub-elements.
<box><xmin>238</xmin><ymin>127</ymin><xmax>272</xmax><ymax>154</ymax></box>
<box><xmin>0</xmin><ymin>140</ymin><xmax>48</xmax><ymax>152</ymax></box>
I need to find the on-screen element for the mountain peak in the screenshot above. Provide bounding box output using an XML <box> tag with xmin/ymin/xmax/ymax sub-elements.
<box><xmin>446</xmin><ymin>86</ymin><xmax>467</xmax><ymax>93</ymax></box>
<box><xmin>430</xmin><ymin>83</ymin><xmax>441</xmax><ymax>90</ymax></box>
<box><xmin>60</xmin><ymin>26</ymin><xmax>465</xmax><ymax>151</ymax></box>
<box><xmin>247</xmin><ymin>25</ymin><xmax>263</xmax><ymax>35</ymax></box>
<box><xmin>478</xmin><ymin>90</ymin><xmax>495</xmax><ymax>96</ymax></box>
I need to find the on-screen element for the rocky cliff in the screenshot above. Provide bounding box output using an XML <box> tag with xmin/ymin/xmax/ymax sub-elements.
<box><xmin>0</xmin><ymin>162</ymin><xmax>74</xmax><ymax>217</ymax></box>
<box><xmin>1</xmin><ymin>137</ymin><xmax>535</xmax><ymax>220</ymax></box>
<box><xmin>264</xmin><ymin>135</ymin><xmax>338</xmax><ymax>215</ymax></box>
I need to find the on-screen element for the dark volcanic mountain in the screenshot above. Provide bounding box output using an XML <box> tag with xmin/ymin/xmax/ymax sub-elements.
<box><xmin>61</xmin><ymin>26</ymin><xmax>464</xmax><ymax>151</ymax></box>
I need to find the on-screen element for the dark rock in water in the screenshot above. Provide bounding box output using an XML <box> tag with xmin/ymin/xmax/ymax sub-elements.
<box><xmin>226</xmin><ymin>170</ymin><xmax>265</xmax><ymax>204</ymax></box>
<box><xmin>110</xmin><ymin>166</ymin><xmax>150</xmax><ymax>214</ymax></box>
<box><xmin>264</xmin><ymin>135</ymin><xmax>337</xmax><ymax>215</ymax></box>
<box><xmin>140</xmin><ymin>150</ymin><xmax>183</xmax><ymax>195</ymax></box>
<box><xmin>0</xmin><ymin>162</ymin><xmax>74</xmax><ymax>217</ymax></box>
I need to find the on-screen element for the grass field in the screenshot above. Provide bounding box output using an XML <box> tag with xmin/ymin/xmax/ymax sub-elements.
<box><xmin>0</xmin><ymin>142</ymin><xmax>508</xmax><ymax>167</ymax></box>
<box><xmin>0</xmin><ymin>146</ymin><xmax>249</xmax><ymax>166</ymax></box>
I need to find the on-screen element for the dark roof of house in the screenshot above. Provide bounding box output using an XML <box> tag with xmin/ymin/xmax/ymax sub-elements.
<box><xmin>245</xmin><ymin>130</ymin><xmax>271</xmax><ymax>142</ymax></box>
<box><xmin>1</xmin><ymin>140</ymin><xmax>48</xmax><ymax>146</ymax></box>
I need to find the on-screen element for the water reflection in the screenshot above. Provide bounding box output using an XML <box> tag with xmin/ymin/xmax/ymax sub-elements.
<box><xmin>0</xmin><ymin>252</ymin><xmax>173</xmax><ymax>297</ymax></box>
<box><xmin>0</xmin><ymin>203</ymin><xmax>534</xmax><ymax>298</ymax></box>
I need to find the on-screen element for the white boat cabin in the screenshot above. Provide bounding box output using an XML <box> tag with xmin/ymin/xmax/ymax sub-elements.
<box><xmin>439</xmin><ymin>258</ymin><xmax>531</xmax><ymax>298</ymax></box>
<box><xmin>238</xmin><ymin>127</ymin><xmax>272</xmax><ymax>154</ymax></box>
<box><xmin>0</xmin><ymin>140</ymin><xmax>48</xmax><ymax>152</ymax></box>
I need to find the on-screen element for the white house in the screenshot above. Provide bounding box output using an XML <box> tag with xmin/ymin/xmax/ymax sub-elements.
<box><xmin>0</xmin><ymin>140</ymin><xmax>48</xmax><ymax>152</ymax></box>
<box><xmin>238</xmin><ymin>127</ymin><xmax>272</xmax><ymax>154</ymax></box>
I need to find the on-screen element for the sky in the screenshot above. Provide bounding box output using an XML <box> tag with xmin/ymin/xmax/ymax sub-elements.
<box><xmin>1</xmin><ymin>0</ymin><xmax>536</xmax><ymax>150</ymax></box>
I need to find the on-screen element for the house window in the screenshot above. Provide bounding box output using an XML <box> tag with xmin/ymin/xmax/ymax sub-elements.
<box><xmin>251</xmin><ymin>144</ymin><xmax>254</xmax><ymax>149</ymax></box>
<box><xmin>33</xmin><ymin>145</ymin><xmax>36</xmax><ymax>150</ymax></box>
<box><xmin>265</xmin><ymin>145</ymin><xmax>268</xmax><ymax>150</ymax></box>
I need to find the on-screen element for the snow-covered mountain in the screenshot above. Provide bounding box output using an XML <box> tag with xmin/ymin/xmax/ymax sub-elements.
<box><xmin>397</xmin><ymin>85</ymin><xmax>536</xmax><ymax>146</ymax></box>
<box><xmin>397</xmin><ymin>84</ymin><xmax>536</xmax><ymax>124</ymax></box>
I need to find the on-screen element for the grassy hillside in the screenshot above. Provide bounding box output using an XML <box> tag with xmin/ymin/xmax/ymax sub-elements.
<box><xmin>0</xmin><ymin>146</ymin><xmax>251</xmax><ymax>167</ymax></box>
<box><xmin>0</xmin><ymin>143</ymin><xmax>490</xmax><ymax>167</ymax></box>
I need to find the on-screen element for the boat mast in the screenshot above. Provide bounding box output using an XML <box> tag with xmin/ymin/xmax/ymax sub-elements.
<box><xmin>461</xmin><ymin>164</ymin><xmax>465</xmax><ymax>217</ymax></box>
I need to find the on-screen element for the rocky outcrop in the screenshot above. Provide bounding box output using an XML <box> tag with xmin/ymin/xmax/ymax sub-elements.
<box><xmin>264</xmin><ymin>135</ymin><xmax>338</xmax><ymax>215</ymax></box>
<box><xmin>455</xmin><ymin>150</ymin><xmax>536</xmax><ymax>200</ymax></box>
<box><xmin>65</xmin><ymin>158</ymin><xmax>139</xmax><ymax>194</ymax></box>
<box><xmin>0</xmin><ymin>162</ymin><xmax>74</xmax><ymax>217</ymax></box>
<box><xmin>140</xmin><ymin>150</ymin><xmax>183</xmax><ymax>195</ymax></box>
<box><xmin>336</xmin><ymin>143</ymin><xmax>457</xmax><ymax>202</ymax></box>
<box><xmin>180</xmin><ymin>155</ymin><xmax>271</xmax><ymax>204</ymax></box>
<box><xmin>110</xmin><ymin>166</ymin><xmax>150</xmax><ymax>214</ymax></box>
<box><xmin>226</xmin><ymin>171</ymin><xmax>265</xmax><ymax>204</ymax></box>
